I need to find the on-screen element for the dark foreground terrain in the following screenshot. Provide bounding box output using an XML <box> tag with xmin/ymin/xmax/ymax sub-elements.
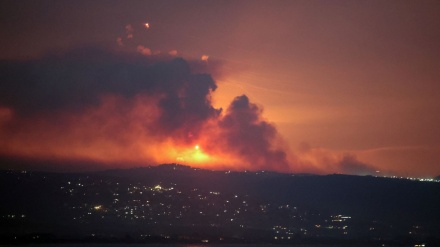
<box><xmin>1</xmin><ymin>164</ymin><xmax>439</xmax><ymax>246</ymax></box>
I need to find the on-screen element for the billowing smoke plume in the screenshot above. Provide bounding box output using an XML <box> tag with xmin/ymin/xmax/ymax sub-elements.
<box><xmin>0</xmin><ymin>47</ymin><xmax>376</xmax><ymax>174</ymax></box>
<box><xmin>0</xmin><ymin>48</ymin><xmax>220</xmax><ymax>141</ymax></box>
<box><xmin>214</xmin><ymin>95</ymin><xmax>289</xmax><ymax>170</ymax></box>
<box><xmin>0</xmin><ymin>47</ymin><xmax>290</xmax><ymax>171</ymax></box>
<box><xmin>295</xmin><ymin>142</ymin><xmax>377</xmax><ymax>175</ymax></box>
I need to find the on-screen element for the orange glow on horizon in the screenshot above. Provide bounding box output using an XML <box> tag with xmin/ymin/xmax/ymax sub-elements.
<box><xmin>0</xmin><ymin>93</ymin><xmax>351</xmax><ymax>175</ymax></box>
<box><xmin>0</xmin><ymin>86</ymin><xmax>396</xmax><ymax>175</ymax></box>
<box><xmin>0</xmin><ymin>91</ymin><xmax>251</xmax><ymax>171</ymax></box>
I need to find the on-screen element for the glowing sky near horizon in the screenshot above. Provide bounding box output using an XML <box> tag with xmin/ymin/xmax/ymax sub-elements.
<box><xmin>0</xmin><ymin>0</ymin><xmax>439</xmax><ymax>177</ymax></box>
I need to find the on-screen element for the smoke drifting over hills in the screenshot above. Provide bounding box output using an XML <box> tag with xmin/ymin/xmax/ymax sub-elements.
<box><xmin>0</xmin><ymin>47</ymin><xmax>374</xmax><ymax>174</ymax></box>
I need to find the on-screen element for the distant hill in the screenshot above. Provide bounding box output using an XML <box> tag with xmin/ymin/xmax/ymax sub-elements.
<box><xmin>1</xmin><ymin>164</ymin><xmax>440</xmax><ymax>244</ymax></box>
<box><xmin>99</xmin><ymin>165</ymin><xmax>440</xmax><ymax>223</ymax></box>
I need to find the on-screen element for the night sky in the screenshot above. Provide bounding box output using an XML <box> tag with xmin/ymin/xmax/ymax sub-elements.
<box><xmin>1</xmin><ymin>0</ymin><xmax>439</xmax><ymax>177</ymax></box>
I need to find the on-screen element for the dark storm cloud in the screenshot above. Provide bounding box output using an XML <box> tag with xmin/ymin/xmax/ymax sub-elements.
<box><xmin>0</xmin><ymin>47</ymin><xmax>219</xmax><ymax>137</ymax></box>
<box><xmin>218</xmin><ymin>95</ymin><xmax>289</xmax><ymax>170</ymax></box>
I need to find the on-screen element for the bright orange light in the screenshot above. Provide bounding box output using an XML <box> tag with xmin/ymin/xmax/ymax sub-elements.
<box><xmin>193</xmin><ymin>149</ymin><xmax>209</xmax><ymax>162</ymax></box>
<box><xmin>144</xmin><ymin>23</ymin><xmax>150</xmax><ymax>29</ymax></box>
<box><xmin>167</xmin><ymin>143</ymin><xmax>212</xmax><ymax>165</ymax></box>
